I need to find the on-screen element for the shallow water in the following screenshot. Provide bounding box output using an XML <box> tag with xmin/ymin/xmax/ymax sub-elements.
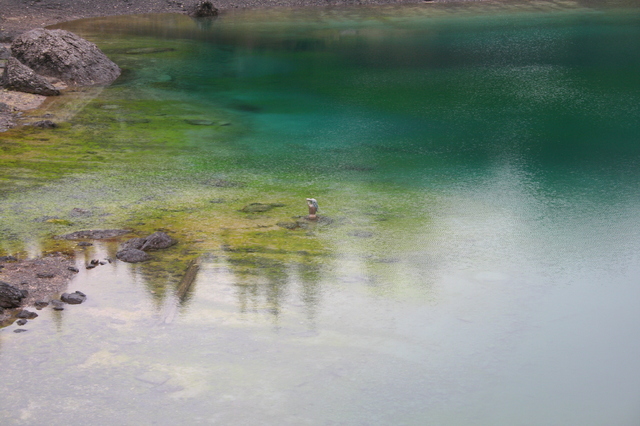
<box><xmin>1</xmin><ymin>1</ymin><xmax>640</xmax><ymax>424</ymax></box>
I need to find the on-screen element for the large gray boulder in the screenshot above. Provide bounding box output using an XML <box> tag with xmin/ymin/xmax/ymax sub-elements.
<box><xmin>1</xmin><ymin>57</ymin><xmax>60</xmax><ymax>96</ymax></box>
<box><xmin>11</xmin><ymin>28</ymin><xmax>120</xmax><ymax>86</ymax></box>
<box><xmin>0</xmin><ymin>281</ymin><xmax>28</xmax><ymax>309</ymax></box>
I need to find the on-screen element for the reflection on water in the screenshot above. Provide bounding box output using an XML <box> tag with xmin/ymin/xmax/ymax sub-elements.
<box><xmin>1</xmin><ymin>1</ymin><xmax>640</xmax><ymax>424</ymax></box>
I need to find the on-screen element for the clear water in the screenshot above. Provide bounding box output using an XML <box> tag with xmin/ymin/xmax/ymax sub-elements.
<box><xmin>1</xmin><ymin>2</ymin><xmax>640</xmax><ymax>424</ymax></box>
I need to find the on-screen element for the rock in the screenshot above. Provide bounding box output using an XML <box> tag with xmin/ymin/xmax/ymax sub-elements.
<box><xmin>32</xmin><ymin>120</ymin><xmax>58</xmax><ymax>128</ymax></box>
<box><xmin>120</xmin><ymin>237</ymin><xmax>146</xmax><ymax>251</ymax></box>
<box><xmin>0</xmin><ymin>46</ymin><xmax>11</xmax><ymax>60</ymax></box>
<box><xmin>14</xmin><ymin>329</ymin><xmax>28</xmax><ymax>333</ymax></box>
<box><xmin>0</xmin><ymin>282</ymin><xmax>28</xmax><ymax>309</ymax></box>
<box><xmin>85</xmin><ymin>264</ymin><xmax>96</xmax><ymax>269</ymax></box>
<box><xmin>140</xmin><ymin>232</ymin><xmax>176</xmax><ymax>251</ymax></box>
<box><xmin>61</xmin><ymin>291</ymin><xmax>86</xmax><ymax>305</ymax></box>
<box><xmin>116</xmin><ymin>248</ymin><xmax>151</xmax><ymax>263</ymax></box>
<box><xmin>348</xmin><ymin>230</ymin><xmax>374</xmax><ymax>238</ymax></box>
<box><xmin>0</xmin><ymin>57</ymin><xmax>60</xmax><ymax>96</ymax></box>
<box><xmin>11</xmin><ymin>28</ymin><xmax>121</xmax><ymax>86</ymax></box>
<box><xmin>0</xmin><ymin>256</ymin><xmax>18</xmax><ymax>262</ymax></box>
<box><xmin>16</xmin><ymin>309</ymin><xmax>38</xmax><ymax>319</ymax></box>
<box><xmin>241</xmin><ymin>203</ymin><xmax>273</xmax><ymax>213</ymax></box>
<box><xmin>51</xmin><ymin>299</ymin><xmax>65</xmax><ymax>310</ymax></box>
<box><xmin>76</xmin><ymin>242</ymin><xmax>93</xmax><ymax>247</ymax></box>
<box><xmin>36</xmin><ymin>272</ymin><xmax>55</xmax><ymax>279</ymax></box>
<box><xmin>68</xmin><ymin>266</ymin><xmax>80</xmax><ymax>272</ymax></box>
<box><xmin>34</xmin><ymin>301</ymin><xmax>49</xmax><ymax>309</ymax></box>
<box><xmin>189</xmin><ymin>0</ymin><xmax>218</xmax><ymax>17</ymax></box>
<box><xmin>277</xmin><ymin>221</ymin><xmax>300</xmax><ymax>230</ymax></box>
<box><xmin>16</xmin><ymin>319</ymin><xmax>27</xmax><ymax>326</ymax></box>
<box><xmin>55</xmin><ymin>229</ymin><xmax>130</xmax><ymax>240</ymax></box>
<box><xmin>185</xmin><ymin>119</ymin><xmax>214</xmax><ymax>126</ymax></box>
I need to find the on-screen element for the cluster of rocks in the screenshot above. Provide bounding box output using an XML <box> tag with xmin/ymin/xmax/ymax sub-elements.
<box><xmin>1</xmin><ymin>28</ymin><xmax>121</xmax><ymax>130</ymax></box>
<box><xmin>1</xmin><ymin>280</ymin><xmax>87</xmax><ymax>332</ymax></box>
<box><xmin>116</xmin><ymin>231</ymin><xmax>177</xmax><ymax>263</ymax></box>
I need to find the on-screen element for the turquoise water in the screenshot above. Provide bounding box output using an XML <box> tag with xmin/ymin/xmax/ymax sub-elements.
<box><xmin>1</xmin><ymin>2</ymin><xmax>640</xmax><ymax>424</ymax></box>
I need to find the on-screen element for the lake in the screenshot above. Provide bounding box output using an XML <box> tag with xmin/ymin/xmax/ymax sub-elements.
<box><xmin>1</xmin><ymin>1</ymin><xmax>640</xmax><ymax>424</ymax></box>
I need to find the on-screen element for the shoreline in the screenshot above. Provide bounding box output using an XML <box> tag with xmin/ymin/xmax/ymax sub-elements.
<box><xmin>0</xmin><ymin>0</ymin><xmax>484</xmax><ymax>131</ymax></box>
<box><xmin>1</xmin><ymin>0</ymin><xmax>484</xmax><ymax>39</ymax></box>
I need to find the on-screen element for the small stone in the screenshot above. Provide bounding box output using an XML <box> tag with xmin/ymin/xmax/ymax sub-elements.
<box><xmin>34</xmin><ymin>301</ymin><xmax>49</xmax><ymax>309</ymax></box>
<box><xmin>14</xmin><ymin>329</ymin><xmax>28</xmax><ymax>333</ymax></box>
<box><xmin>32</xmin><ymin>120</ymin><xmax>58</xmax><ymax>129</ymax></box>
<box><xmin>86</xmin><ymin>264</ymin><xmax>96</xmax><ymax>269</ymax></box>
<box><xmin>68</xmin><ymin>266</ymin><xmax>79</xmax><ymax>273</ymax></box>
<box><xmin>135</xmin><ymin>371</ymin><xmax>171</xmax><ymax>385</ymax></box>
<box><xmin>77</xmin><ymin>242</ymin><xmax>93</xmax><ymax>247</ymax></box>
<box><xmin>16</xmin><ymin>319</ymin><xmax>27</xmax><ymax>326</ymax></box>
<box><xmin>61</xmin><ymin>291</ymin><xmax>86</xmax><ymax>305</ymax></box>
<box><xmin>17</xmin><ymin>309</ymin><xmax>38</xmax><ymax>319</ymax></box>
<box><xmin>36</xmin><ymin>272</ymin><xmax>55</xmax><ymax>279</ymax></box>
<box><xmin>51</xmin><ymin>300</ymin><xmax>64</xmax><ymax>310</ymax></box>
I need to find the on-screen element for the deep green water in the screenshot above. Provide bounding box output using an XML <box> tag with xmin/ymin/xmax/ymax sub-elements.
<box><xmin>1</xmin><ymin>1</ymin><xmax>640</xmax><ymax>424</ymax></box>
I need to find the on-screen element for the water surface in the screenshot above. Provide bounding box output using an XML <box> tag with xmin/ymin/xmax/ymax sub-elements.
<box><xmin>1</xmin><ymin>1</ymin><xmax>640</xmax><ymax>424</ymax></box>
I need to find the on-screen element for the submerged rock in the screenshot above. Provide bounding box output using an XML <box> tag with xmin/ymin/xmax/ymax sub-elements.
<box><xmin>11</xmin><ymin>28</ymin><xmax>121</xmax><ymax>86</ymax></box>
<box><xmin>51</xmin><ymin>299</ymin><xmax>65</xmax><ymax>310</ymax></box>
<box><xmin>16</xmin><ymin>309</ymin><xmax>38</xmax><ymax>319</ymax></box>
<box><xmin>32</xmin><ymin>120</ymin><xmax>58</xmax><ymax>128</ymax></box>
<box><xmin>241</xmin><ymin>203</ymin><xmax>286</xmax><ymax>213</ymax></box>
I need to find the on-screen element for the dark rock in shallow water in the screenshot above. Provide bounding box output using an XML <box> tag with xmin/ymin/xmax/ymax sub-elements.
<box><xmin>116</xmin><ymin>248</ymin><xmax>151</xmax><ymax>263</ymax></box>
<box><xmin>31</xmin><ymin>120</ymin><xmax>58</xmax><ymax>128</ymax></box>
<box><xmin>34</xmin><ymin>301</ymin><xmax>49</xmax><ymax>309</ymax></box>
<box><xmin>17</xmin><ymin>309</ymin><xmax>38</xmax><ymax>319</ymax></box>
<box><xmin>51</xmin><ymin>299</ymin><xmax>64</xmax><ymax>310</ymax></box>
<box><xmin>185</xmin><ymin>119</ymin><xmax>214</xmax><ymax>126</ymax></box>
<box><xmin>0</xmin><ymin>282</ymin><xmax>28</xmax><ymax>309</ymax></box>
<box><xmin>61</xmin><ymin>291</ymin><xmax>86</xmax><ymax>305</ymax></box>
<box><xmin>14</xmin><ymin>329</ymin><xmax>28</xmax><ymax>333</ymax></box>
<box><xmin>1</xmin><ymin>57</ymin><xmax>60</xmax><ymax>96</ymax></box>
<box><xmin>277</xmin><ymin>221</ymin><xmax>300</xmax><ymax>230</ymax></box>
<box><xmin>140</xmin><ymin>232</ymin><xmax>176</xmax><ymax>251</ymax></box>
<box><xmin>68</xmin><ymin>266</ymin><xmax>79</xmax><ymax>273</ymax></box>
<box><xmin>241</xmin><ymin>203</ymin><xmax>273</xmax><ymax>213</ymax></box>
<box><xmin>11</xmin><ymin>28</ymin><xmax>121</xmax><ymax>86</ymax></box>
<box><xmin>16</xmin><ymin>319</ymin><xmax>27</xmax><ymax>326</ymax></box>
